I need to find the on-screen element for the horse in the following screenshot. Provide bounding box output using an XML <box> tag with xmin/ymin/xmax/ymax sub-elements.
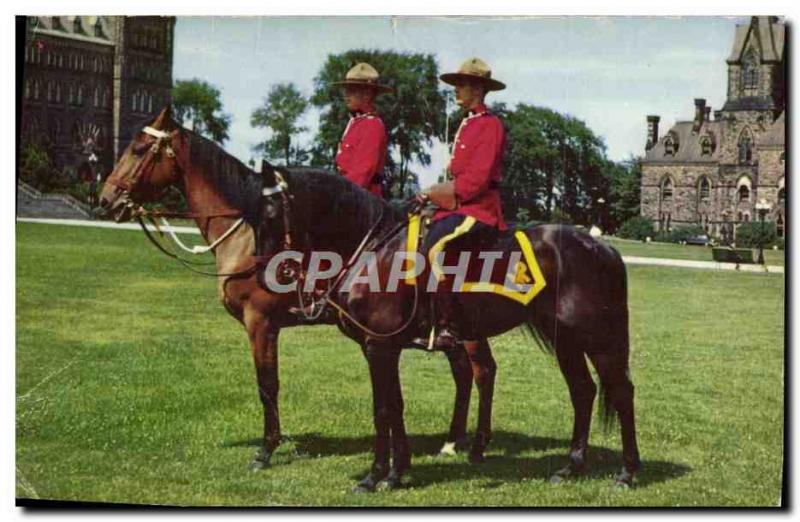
<box><xmin>255</xmin><ymin>165</ymin><xmax>641</xmax><ymax>491</ymax></box>
<box><xmin>97</xmin><ymin>106</ymin><xmax>495</xmax><ymax>474</ymax></box>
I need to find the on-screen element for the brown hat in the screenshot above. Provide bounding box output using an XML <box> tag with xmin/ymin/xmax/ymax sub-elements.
<box><xmin>440</xmin><ymin>57</ymin><xmax>506</xmax><ymax>92</ymax></box>
<box><xmin>332</xmin><ymin>62</ymin><xmax>393</xmax><ymax>93</ymax></box>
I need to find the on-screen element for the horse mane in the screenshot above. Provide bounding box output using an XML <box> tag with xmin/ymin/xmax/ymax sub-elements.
<box><xmin>186</xmin><ymin>131</ymin><xmax>263</xmax><ymax>225</ymax></box>
<box><xmin>278</xmin><ymin>167</ymin><xmax>405</xmax><ymax>256</ymax></box>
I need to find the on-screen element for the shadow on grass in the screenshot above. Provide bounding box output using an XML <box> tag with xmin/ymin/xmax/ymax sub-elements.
<box><xmin>222</xmin><ymin>430</ymin><xmax>690</xmax><ymax>488</ymax></box>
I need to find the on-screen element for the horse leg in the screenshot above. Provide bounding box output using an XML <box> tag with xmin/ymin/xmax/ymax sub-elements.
<box><xmin>587</xmin><ymin>351</ymin><xmax>641</xmax><ymax>488</ymax></box>
<box><xmin>354</xmin><ymin>343</ymin><xmax>401</xmax><ymax>493</ymax></box>
<box><xmin>438</xmin><ymin>344</ymin><xmax>472</xmax><ymax>456</ymax></box>
<box><xmin>464</xmin><ymin>338</ymin><xmax>496</xmax><ymax>464</ymax></box>
<box><xmin>378</xmin><ymin>351</ymin><xmax>411</xmax><ymax>490</ymax></box>
<box><xmin>550</xmin><ymin>337</ymin><xmax>597</xmax><ymax>483</ymax></box>
<box><xmin>244</xmin><ymin>310</ymin><xmax>282</xmax><ymax>470</ymax></box>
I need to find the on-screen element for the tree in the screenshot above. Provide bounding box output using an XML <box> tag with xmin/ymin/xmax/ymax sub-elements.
<box><xmin>251</xmin><ymin>83</ymin><xmax>309</xmax><ymax>166</ymax></box>
<box><xmin>311</xmin><ymin>50</ymin><xmax>447</xmax><ymax>197</ymax></box>
<box><xmin>607</xmin><ymin>155</ymin><xmax>642</xmax><ymax>231</ymax></box>
<box><xmin>496</xmin><ymin>104</ymin><xmax>605</xmax><ymax>225</ymax></box>
<box><xmin>171</xmin><ymin>79</ymin><xmax>232</xmax><ymax>144</ymax></box>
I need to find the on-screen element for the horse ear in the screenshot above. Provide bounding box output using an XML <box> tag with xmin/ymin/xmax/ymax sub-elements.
<box><xmin>261</xmin><ymin>159</ymin><xmax>277</xmax><ymax>187</ymax></box>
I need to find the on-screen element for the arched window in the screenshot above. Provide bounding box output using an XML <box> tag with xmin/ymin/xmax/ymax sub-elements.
<box><xmin>743</xmin><ymin>212</ymin><xmax>751</xmax><ymax>223</ymax></box>
<box><xmin>741</xmin><ymin>49</ymin><xmax>759</xmax><ymax>92</ymax></box>
<box><xmin>33</xmin><ymin>79</ymin><xmax>40</xmax><ymax>99</ymax></box>
<box><xmin>76</xmin><ymin>84</ymin><xmax>84</xmax><ymax>106</ymax></box>
<box><xmin>24</xmin><ymin>79</ymin><xmax>30</xmax><ymax>98</ymax></box>
<box><xmin>700</xmin><ymin>136</ymin><xmax>713</xmax><ymax>156</ymax></box>
<box><xmin>699</xmin><ymin>176</ymin><xmax>711</xmax><ymax>200</ymax></box>
<box><xmin>737</xmin><ymin>185</ymin><xmax>750</xmax><ymax>202</ymax></box>
<box><xmin>132</xmin><ymin>92</ymin><xmax>139</xmax><ymax>112</ymax></box>
<box><xmin>67</xmin><ymin>83</ymin><xmax>75</xmax><ymax>104</ymax></box>
<box><xmin>55</xmin><ymin>82</ymin><xmax>62</xmax><ymax>103</ymax></box>
<box><xmin>778</xmin><ymin>188</ymin><xmax>785</xmax><ymax>205</ymax></box>
<box><xmin>777</xmin><ymin>213</ymin><xmax>784</xmax><ymax>238</ymax></box>
<box><xmin>46</xmin><ymin>80</ymin><xmax>53</xmax><ymax>101</ymax></box>
<box><xmin>738</xmin><ymin>129</ymin><xmax>753</xmax><ymax>163</ymax></box>
<box><xmin>661</xmin><ymin>177</ymin><xmax>674</xmax><ymax>202</ymax></box>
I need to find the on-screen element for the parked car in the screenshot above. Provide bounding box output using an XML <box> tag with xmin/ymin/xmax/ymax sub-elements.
<box><xmin>684</xmin><ymin>234</ymin><xmax>711</xmax><ymax>246</ymax></box>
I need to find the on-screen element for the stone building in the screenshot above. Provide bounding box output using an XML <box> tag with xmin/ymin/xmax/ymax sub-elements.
<box><xmin>641</xmin><ymin>16</ymin><xmax>786</xmax><ymax>239</ymax></box>
<box><xmin>20</xmin><ymin>16</ymin><xmax>175</xmax><ymax>177</ymax></box>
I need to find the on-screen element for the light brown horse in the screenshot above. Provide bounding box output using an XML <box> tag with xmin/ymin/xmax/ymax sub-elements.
<box><xmin>98</xmin><ymin>107</ymin><xmax>489</xmax><ymax>472</ymax></box>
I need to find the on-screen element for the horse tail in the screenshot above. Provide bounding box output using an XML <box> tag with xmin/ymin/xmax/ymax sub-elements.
<box><xmin>520</xmin><ymin>320</ymin><xmax>555</xmax><ymax>356</ymax></box>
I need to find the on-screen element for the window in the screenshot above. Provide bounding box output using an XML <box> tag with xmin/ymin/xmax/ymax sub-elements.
<box><xmin>661</xmin><ymin>178</ymin><xmax>674</xmax><ymax>202</ymax></box>
<box><xmin>737</xmin><ymin>185</ymin><xmax>750</xmax><ymax>202</ymax></box>
<box><xmin>699</xmin><ymin>177</ymin><xmax>711</xmax><ymax>200</ymax></box>
<box><xmin>777</xmin><ymin>213</ymin><xmax>784</xmax><ymax>238</ymax></box>
<box><xmin>24</xmin><ymin>79</ymin><xmax>30</xmax><ymax>98</ymax></box>
<box><xmin>93</xmin><ymin>86</ymin><xmax>100</xmax><ymax>107</ymax></box>
<box><xmin>76</xmin><ymin>84</ymin><xmax>84</xmax><ymax>106</ymax></box>
<box><xmin>741</xmin><ymin>49</ymin><xmax>759</xmax><ymax>92</ymax></box>
<box><xmin>778</xmin><ymin>188</ymin><xmax>785</xmax><ymax>205</ymax></box>
<box><xmin>132</xmin><ymin>92</ymin><xmax>139</xmax><ymax>112</ymax></box>
<box><xmin>780</xmin><ymin>152</ymin><xmax>785</xmax><ymax>164</ymax></box>
<box><xmin>94</xmin><ymin>19</ymin><xmax>104</xmax><ymax>38</ymax></box>
<box><xmin>46</xmin><ymin>81</ymin><xmax>53</xmax><ymax>101</ymax></box>
<box><xmin>664</xmin><ymin>137</ymin><xmax>675</xmax><ymax>156</ymax></box>
<box><xmin>743</xmin><ymin>212</ymin><xmax>751</xmax><ymax>223</ymax></box>
<box><xmin>738</xmin><ymin>130</ymin><xmax>753</xmax><ymax>163</ymax></box>
<box><xmin>700</xmin><ymin>137</ymin><xmax>713</xmax><ymax>156</ymax></box>
<box><xmin>55</xmin><ymin>83</ymin><xmax>62</xmax><ymax>103</ymax></box>
<box><xmin>73</xmin><ymin>17</ymin><xmax>83</xmax><ymax>34</ymax></box>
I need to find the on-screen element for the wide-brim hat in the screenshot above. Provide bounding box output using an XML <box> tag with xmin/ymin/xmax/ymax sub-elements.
<box><xmin>332</xmin><ymin>62</ymin><xmax>393</xmax><ymax>93</ymax></box>
<box><xmin>440</xmin><ymin>57</ymin><xmax>505</xmax><ymax>91</ymax></box>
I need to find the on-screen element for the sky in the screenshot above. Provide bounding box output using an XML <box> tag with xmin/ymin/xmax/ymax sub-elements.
<box><xmin>173</xmin><ymin>16</ymin><xmax>749</xmax><ymax>187</ymax></box>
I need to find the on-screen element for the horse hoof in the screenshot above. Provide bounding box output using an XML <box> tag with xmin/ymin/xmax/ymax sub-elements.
<box><xmin>549</xmin><ymin>464</ymin><xmax>586</xmax><ymax>484</ymax></box>
<box><xmin>437</xmin><ymin>437</ymin><xmax>470</xmax><ymax>457</ymax></box>
<box><xmin>376</xmin><ymin>470</ymin><xmax>406</xmax><ymax>491</ymax></box>
<box><xmin>614</xmin><ymin>468</ymin><xmax>635</xmax><ymax>489</ymax></box>
<box><xmin>468</xmin><ymin>450</ymin><xmax>485</xmax><ymax>465</ymax></box>
<box><xmin>249</xmin><ymin>451</ymin><xmax>272</xmax><ymax>471</ymax></box>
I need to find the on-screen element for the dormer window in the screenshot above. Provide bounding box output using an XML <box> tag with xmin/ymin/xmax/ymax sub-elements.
<box><xmin>73</xmin><ymin>17</ymin><xmax>83</xmax><ymax>34</ymax></box>
<box><xmin>664</xmin><ymin>137</ymin><xmax>676</xmax><ymax>156</ymax></box>
<box><xmin>51</xmin><ymin>17</ymin><xmax>64</xmax><ymax>31</ymax></box>
<box><xmin>700</xmin><ymin>136</ymin><xmax>714</xmax><ymax>156</ymax></box>
<box><xmin>94</xmin><ymin>19</ymin><xmax>104</xmax><ymax>38</ymax></box>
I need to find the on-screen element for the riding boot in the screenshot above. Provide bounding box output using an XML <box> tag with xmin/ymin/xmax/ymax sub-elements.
<box><xmin>432</xmin><ymin>291</ymin><xmax>460</xmax><ymax>351</ymax></box>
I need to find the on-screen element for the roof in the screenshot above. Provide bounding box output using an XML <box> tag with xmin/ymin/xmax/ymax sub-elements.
<box><xmin>643</xmin><ymin>120</ymin><xmax>724</xmax><ymax>164</ymax></box>
<box><xmin>29</xmin><ymin>16</ymin><xmax>115</xmax><ymax>46</ymax></box>
<box><xmin>728</xmin><ymin>16</ymin><xmax>785</xmax><ymax>63</ymax></box>
<box><xmin>757</xmin><ymin>111</ymin><xmax>785</xmax><ymax>147</ymax></box>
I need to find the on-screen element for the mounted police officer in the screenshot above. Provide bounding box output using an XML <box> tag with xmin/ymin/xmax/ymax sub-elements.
<box><xmin>422</xmin><ymin>57</ymin><xmax>507</xmax><ymax>351</ymax></box>
<box><xmin>333</xmin><ymin>62</ymin><xmax>392</xmax><ymax>197</ymax></box>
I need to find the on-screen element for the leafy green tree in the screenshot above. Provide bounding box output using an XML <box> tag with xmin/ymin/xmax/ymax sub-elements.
<box><xmin>171</xmin><ymin>79</ymin><xmax>232</xmax><ymax>144</ymax></box>
<box><xmin>606</xmin><ymin>155</ymin><xmax>642</xmax><ymax>231</ymax></box>
<box><xmin>311</xmin><ymin>50</ymin><xmax>447</xmax><ymax>196</ymax></box>
<box><xmin>251</xmin><ymin>83</ymin><xmax>309</xmax><ymax>166</ymax></box>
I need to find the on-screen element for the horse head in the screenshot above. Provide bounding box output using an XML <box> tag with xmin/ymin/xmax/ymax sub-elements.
<box><xmin>256</xmin><ymin>159</ymin><xmax>294</xmax><ymax>259</ymax></box>
<box><xmin>99</xmin><ymin>105</ymin><xmax>185</xmax><ymax>222</ymax></box>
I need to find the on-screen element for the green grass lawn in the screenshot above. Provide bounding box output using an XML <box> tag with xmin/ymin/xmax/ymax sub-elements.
<box><xmin>16</xmin><ymin>222</ymin><xmax>785</xmax><ymax>507</ymax></box>
<box><xmin>601</xmin><ymin>236</ymin><xmax>785</xmax><ymax>267</ymax></box>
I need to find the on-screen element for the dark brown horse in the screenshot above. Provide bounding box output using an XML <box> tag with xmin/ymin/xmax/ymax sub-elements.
<box><xmin>255</xmin><ymin>164</ymin><xmax>641</xmax><ymax>491</ymax></box>
<box><xmin>97</xmin><ymin>107</ymin><xmax>493</xmax><ymax>473</ymax></box>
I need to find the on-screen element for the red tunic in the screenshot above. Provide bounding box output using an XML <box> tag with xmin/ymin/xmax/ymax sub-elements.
<box><xmin>335</xmin><ymin>110</ymin><xmax>387</xmax><ymax>197</ymax></box>
<box><xmin>434</xmin><ymin>104</ymin><xmax>507</xmax><ymax>230</ymax></box>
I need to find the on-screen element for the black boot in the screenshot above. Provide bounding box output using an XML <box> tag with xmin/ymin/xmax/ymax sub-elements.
<box><xmin>432</xmin><ymin>292</ymin><xmax>460</xmax><ymax>351</ymax></box>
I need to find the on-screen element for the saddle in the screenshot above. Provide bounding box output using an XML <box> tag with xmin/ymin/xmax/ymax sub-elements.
<box><xmin>404</xmin><ymin>210</ymin><xmax>547</xmax><ymax>306</ymax></box>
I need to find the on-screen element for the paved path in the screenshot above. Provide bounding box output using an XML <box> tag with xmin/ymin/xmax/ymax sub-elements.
<box><xmin>17</xmin><ymin>217</ymin><xmax>785</xmax><ymax>275</ymax></box>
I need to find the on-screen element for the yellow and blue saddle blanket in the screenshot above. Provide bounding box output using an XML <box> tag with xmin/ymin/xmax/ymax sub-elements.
<box><xmin>403</xmin><ymin>214</ymin><xmax>547</xmax><ymax>305</ymax></box>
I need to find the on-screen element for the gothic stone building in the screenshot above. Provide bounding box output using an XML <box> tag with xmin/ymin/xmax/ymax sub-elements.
<box><xmin>641</xmin><ymin>16</ymin><xmax>786</xmax><ymax>239</ymax></box>
<box><xmin>20</xmin><ymin>16</ymin><xmax>175</xmax><ymax>177</ymax></box>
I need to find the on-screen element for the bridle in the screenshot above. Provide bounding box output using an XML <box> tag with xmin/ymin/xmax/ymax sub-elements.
<box><xmin>259</xmin><ymin>171</ymin><xmax>422</xmax><ymax>339</ymax></box>
<box><xmin>107</xmin><ymin>124</ymin><xmax>249</xmax><ymax>277</ymax></box>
